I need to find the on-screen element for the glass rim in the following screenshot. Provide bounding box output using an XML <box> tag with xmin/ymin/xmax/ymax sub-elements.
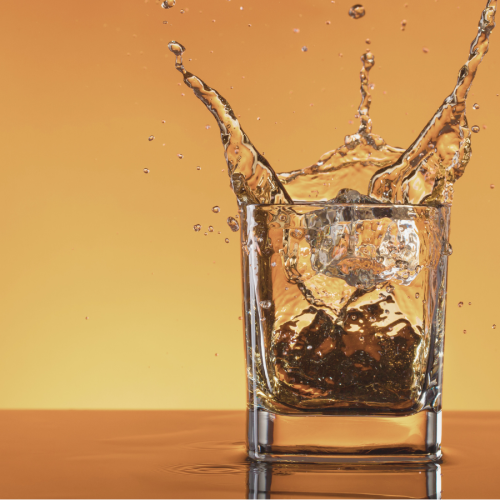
<box><xmin>246</xmin><ymin>202</ymin><xmax>450</xmax><ymax>209</ymax></box>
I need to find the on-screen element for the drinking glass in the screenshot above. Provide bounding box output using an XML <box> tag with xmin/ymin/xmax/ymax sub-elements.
<box><xmin>241</xmin><ymin>203</ymin><xmax>450</xmax><ymax>463</ymax></box>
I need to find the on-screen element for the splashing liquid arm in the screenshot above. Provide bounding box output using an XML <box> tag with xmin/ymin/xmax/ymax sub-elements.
<box><xmin>169</xmin><ymin>42</ymin><xmax>292</xmax><ymax>206</ymax></box>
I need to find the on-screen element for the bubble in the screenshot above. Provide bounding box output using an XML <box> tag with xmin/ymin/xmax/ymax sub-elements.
<box><xmin>208</xmin><ymin>226</ymin><xmax>214</xmax><ymax>232</ymax></box>
<box><xmin>458</xmin><ymin>301</ymin><xmax>464</xmax><ymax>307</ymax></box>
<box><xmin>225</xmin><ymin>238</ymin><xmax>230</xmax><ymax>243</ymax></box>
<box><xmin>301</xmin><ymin>46</ymin><xmax>308</xmax><ymax>52</ymax></box>
<box><xmin>178</xmin><ymin>154</ymin><xmax>183</xmax><ymax>159</ymax></box>
<box><xmin>401</xmin><ymin>19</ymin><xmax>407</xmax><ymax>31</ymax></box>
<box><xmin>348</xmin><ymin>4</ymin><xmax>365</xmax><ymax>19</ymax></box>
<box><xmin>148</xmin><ymin>135</ymin><xmax>154</xmax><ymax>141</ymax></box>
<box><xmin>473</xmin><ymin>103</ymin><xmax>480</xmax><ymax>110</ymax></box>
<box><xmin>168</xmin><ymin>41</ymin><xmax>186</xmax><ymax>56</ymax></box>
<box><xmin>193</xmin><ymin>224</ymin><xmax>201</xmax><ymax>232</ymax></box>
<box><xmin>212</xmin><ymin>206</ymin><xmax>221</xmax><ymax>213</ymax></box>
<box><xmin>143</xmin><ymin>168</ymin><xmax>149</xmax><ymax>174</ymax></box>
<box><xmin>306</xmin><ymin>345</ymin><xmax>313</xmax><ymax>350</ymax></box>
<box><xmin>386</xmin><ymin>285</ymin><xmax>394</xmax><ymax>294</ymax></box>
<box><xmin>227</xmin><ymin>216</ymin><xmax>240</xmax><ymax>232</ymax></box>
<box><xmin>260</xmin><ymin>300</ymin><xmax>272</xmax><ymax>309</ymax></box>
<box><xmin>415</xmin><ymin>293</ymin><xmax>420</xmax><ymax>299</ymax></box>
<box><xmin>472</xmin><ymin>125</ymin><xmax>480</xmax><ymax>133</ymax></box>
<box><xmin>161</xmin><ymin>0</ymin><xmax>176</xmax><ymax>9</ymax></box>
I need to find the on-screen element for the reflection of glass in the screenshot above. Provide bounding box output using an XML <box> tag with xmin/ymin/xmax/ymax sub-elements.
<box><xmin>243</xmin><ymin>204</ymin><xmax>450</xmax><ymax>462</ymax></box>
<box><xmin>247</xmin><ymin>462</ymin><xmax>442</xmax><ymax>499</ymax></box>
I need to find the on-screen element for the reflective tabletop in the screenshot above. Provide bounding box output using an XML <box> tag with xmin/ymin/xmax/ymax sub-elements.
<box><xmin>0</xmin><ymin>411</ymin><xmax>498</xmax><ymax>498</ymax></box>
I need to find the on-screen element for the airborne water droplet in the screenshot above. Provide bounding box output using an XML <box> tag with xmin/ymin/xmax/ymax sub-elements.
<box><xmin>225</xmin><ymin>238</ymin><xmax>230</xmax><ymax>243</ymax></box>
<box><xmin>491</xmin><ymin>184</ymin><xmax>495</xmax><ymax>189</ymax></box>
<box><xmin>401</xmin><ymin>19</ymin><xmax>407</xmax><ymax>31</ymax></box>
<box><xmin>473</xmin><ymin>103</ymin><xmax>480</xmax><ymax>110</ymax></box>
<box><xmin>302</xmin><ymin>46</ymin><xmax>308</xmax><ymax>52</ymax></box>
<box><xmin>227</xmin><ymin>216</ymin><xmax>240</xmax><ymax>232</ymax></box>
<box><xmin>193</xmin><ymin>224</ymin><xmax>201</xmax><ymax>232</ymax></box>
<box><xmin>463</xmin><ymin>330</ymin><xmax>467</xmax><ymax>334</ymax></box>
<box><xmin>212</xmin><ymin>206</ymin><xmax>220</xmax><ymax>213</ymax></box>
<box><xmin>365</xmin><ymin>38</ymin><xmax>371</xmax><ymax>44</ymax></box>
<box><xmin>260</xmin><ymin>300</ymin><xmax>272</xmax><ymax>309</ymax></box>
<box><xmin>178</xmin><ymin>154</ymin><xmax>183</xmax><ymax>159</ymax></box>
<box><xmin>493</xmin><ymin>324</ymin><xmax>497</xmax><ymax>329</ymax></box>
<box><xmin>148</xmin><ymin>135</ymin><xmax>154</xmax><ymax>141</ymax></box>
<box><xmin>196</xmin><ymin>166</ymin><xmax>201</xmax><ymax>170</ymax></box>
<box><xmin>415</xmin><ymin>293</ymin><xmax>420</xmax><ymax>299</ymax></box>
<box><xmin>472</xmin><ymin>125</ymin><xmax>480</xmax><ymax>133</ymax></box>
<box><xmin>168</xmin><ymin>41</ymin><xmax>186</xmax><ymax>56</ymax></box>
<box><xmin>143</xmin><ymin>168</ymin><xmax>149</xmax><ymax>174</ymax></box>
<box><xmin>348</xmin><ymin>4</ymin><xmax>365</xmax><ymax>19</ymax></box>
<box><xmin>161</xmin><ymin>0</ymin><xmax>176</xmax><ymax>9</ymax></box>
<box><xmin>208</xmin><ymin>226</ymin><xmax>214</xmax><ymax>232</ymax></box>
<box><xmin>458</xmin><ymin>301</ymin><xmax>464</xmax><ymax>307</ymax></box>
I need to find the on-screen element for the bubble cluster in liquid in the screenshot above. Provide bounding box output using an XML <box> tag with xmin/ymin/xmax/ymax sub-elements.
<box><xmin>260</xmin><ymin>300</ymin><xmax>272</xmax><ymax>309</ymax></box>
<box><xmin>348</xmin><ymin>4</ymin><xmax>365</xmax><ymax>19</ymax></box>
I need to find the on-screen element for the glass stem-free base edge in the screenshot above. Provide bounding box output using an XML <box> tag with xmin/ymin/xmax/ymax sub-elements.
<box><xmin>247</xmin><ymin>408</ymin><xmax>442</xmax><ymax>464</ymax></box>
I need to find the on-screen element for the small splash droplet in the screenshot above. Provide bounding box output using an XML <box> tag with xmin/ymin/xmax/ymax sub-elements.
<box><xmin>215</xmin><ymin>353</ymin><xmax>218</xmax><ymax>356</ymax></box>
<box><xmin>204</xmin><ymin>232</ymin><xmax>208</xmax><ymax>236</ymax></box>
<box><xmin>227</xmin><ymin>216</ymin><xmax>240</xmax><ymax>232</ymax></box>
<box><xmin>469</xmin><ymin>302</ymin><xmax>472</xmax><ymax>305</ymax></box>
<box><xmin>208</xmin><ymin>226</ymin><xmax>214</xmax><ymax>232</ymax></box>
<box><xmin>196</xmin><ymin>166</ymin><xmax>201</xmax><ymax>170</ymax></box>
<box><xmin>493</xmin><ymin>324</ymin><xmax>497</xmax><ymax>329</ymax></box>
<box><xmin>85</xmin><ymin>316</ymin><xmax>89</xmax><ymax>320</ymax></box>
<box><xmin>161</xmin><ymin>0</ymin><xmax>176</xmax><ymax>9</ymax></box>
<box><xmin>212</xmin><ymin>206</ymin><xmax>220</xmax><ymax>213</ymax></box>
<box><xmin>348</xmin><ymin>4</ymin><xmax>365</xmax><ymax>19</ymax></box>
<box><xmin>193</xmin><ymin>224</ymin><xmax>201</xmax><ymax>232</ymax></box>
<box><xmin>463</xmin><ymin>330</ymin><xmax>467</xmax><ymax>334</ymax></box>
<box><xmin>415</xmin><ymin>293</ymin><xmax>420</xmax><ymax>299</ymax></box>
<box><xmin>178</xmin><ymin>153</ymin><xmax>183</xmax><ymax>159</ymax></box>
<box><xmin>365</xmin><ymin>38</ymin><xmax>371</xmax><ymax>44</ymax></box>
<box><xmin>206</xmin><ymin>125</ymin><xmax>211</xmax><ymax>130</ymax></box>
<box><xmin>472</xmin><ymin>125</ymin><xmax>480</xmax><ymax>133</ymax></box>
<box><xmin>148</xmin><ymin>135</ymin><xmax>154</xmax><ymax>141</ymax></box>
<box><xmin>163</xmin><ymin>21</ymin><xmax>167</xmax><ymax>24</ymax></box>
<box><xmin>473</xmin><ymin>103</ymin><xmax>480</xmax><ymax>110</ymax></box>
<box><xmin>225</xmin><ymin>238</ymin><xmax>230</xmax><ymax>243</ymax></box>
<box><xmin>168</xmin><ymin>41</ymin><xmax>186</xmax><ymax>56</ymax></box>
<box><xmin>260</xmin><ymin>300</ymin><xmax>272</xmax><ymax>309</ymax></box>
<box><xmin>180</xmin><ymin>9</ymin><xmax>185</xmax><ymax>13</ymax></box>
<box><xmin>238</xmin><ymin>316</ymin><xmax>242</xmax><ymax>320</ymax></box>
<box><xmin>401</xmin><ymin>19</ymin><xmax>407</xmax><ymax>31</ymax></box>
<box><xmin>293</xmin><ymin>28</ymin><xmax>300</xmax><ymax>33</ymax></box>
<box><xmin>326</xmin><ymin>20</ymin><xmax>331</xmax><ymax>25</ymax></box>
<box><xmin>491</xmin><ymin>184</ymin><xmax>495</xmax><ymax>189</ymax></box>
<box><xmin>301</xmin><ymin>46</ymin><xmax>308</xmax><ymax>52</ymax></box>
<box><xmin>143</xmin><ymin>168</ymin><xmax>149</xmax><ymax>174</ymax></box>
<box><xmin>458</xmin><ymin>301</ymin><xmax>464</xmax><ymax>307</ymax></box>
<box><xmin>422</xmin><ymin>47</ymin><xmax>429</xmax><ymax>53</ymax></box>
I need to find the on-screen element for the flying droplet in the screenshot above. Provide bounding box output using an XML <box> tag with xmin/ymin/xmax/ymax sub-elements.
<box><xmin>468</xmin><ymin>302</ymin><xmax>472</xmax><ymax>306</ymax></box>
<box><xmin>458</xmin><ymin>301</ymin><xmax>464</xmax><ymax>307</ymax></box>
<box><xmin>85</xmin><ymin>316</ymin><xmax>89</xmax><ymax>320</ymax></box>
<box><xmin>193</xmin><ymin>224</ymin><xmax>201</xmax><ymax>232</ymax></box>
<box><xmin>238</xmin><ymin>316</ymin><xmax>242</xmax><ymax>320</ymax></box>
<box><xmin>163</xmin><ymin>21</ymin><xmax>167</xmax><ymax>24</ymax></box>
<box><xmin>472</xmin><ymin>125</ymin><xmax>480</xmax><ymax>133</ymax></box>
<box><xmin>148</xmin><ymin>135</ymin><xmax>154</xmax><ymax>141</ymax></box>
<box><xmin>491</xmin><ymin>184</ymin><xmax>495</xmax><ymax>189</ymax></box>
<box><xmin>168</xmin><ymin>41</ymin><xmax>186</xmax><ymax>56</ymax></box>
<box><xmin>212</xmin><ymin>206</ymin><xmax>221</xmax><ymax>213</ymax></box>
<box><xmin>206</xmin><ymin>125</ymin><xmax>211</xmax><ymax>130</ymax></box>
<box><xmin>196</xmin><ymin>166</ymin><xmax>201</xmax><ymax>170</ymax></box>
<box><xmin>401</xmin><ymin>19</ymin><xmax>407</xmax><ymax>31</ymax></box>
<box><xmin>463</xmin><ymin>330</ymin><xmax>467</xmax><ymax>334</ymax></box>
<box><xmin>180</xmin><ymin>9</ymin><xmax>185</xmax><ymax>13</ymax></box>
<box><xmin>422</xmin><ymin>47</ymin><xmax>429</xmax><ymax>53</ymax></box>
<box><xmin>178</xmin><ymin>153</ymin><xmax>183</xmax><ymax>158</ymax></box>
<box><xmin>365</xmin><ymin>38</ymin><xmax>371</xmax><ymax>44</ymax></box>
<box><xmin>326</xmin><ymin>20</ymin><xmax>331</xmax><ymax>25</ymax></box>
<box><xmin>473</xmin><ymin>103</ymin><xmax>480</xmax><ymax>110</ymax></box>
<box><xmin>227</xmin><ymin>216</ymin><xmax>240</xmax><ymax>232</ymax></box>
<box><xmin>348</xmin><ymin>4</ymin><xmax>365</xmax><ymax>19</ymax></box>
<box><xmin>143</xmin><ymin>168</ymin><xmax>149</xmax><ymax>174</ymax></box>
<box><xmin>301</xmin><ymin>46</ymin><xmax>308</xmax><ymax>52</ymax></box>
<box><xmin>493</xmin><ymin>324</ymin><xmax>497</xmax><ymax>329</ymax></box>
<box><xmin>208</xmin><ymin>226</ymin><xmax>214</xmax><ymax>232</ymax></box>
<box><xmin>260</xmin><ymin>300</ymin><xmax>272</xmax><ymax>309</ymax></box>
<box><xmin>161</xmin><ymin>0</ymin><xmax>176</xmax><ymax>9</ymax></box>
<box><xmin>204</xmin><ymin>232</ymin><xmax>208</xmax><ymax>236</ymax></box>
<box><xmin>293</xmin><ymin>28</ymin><xmax>300</xmax><ymax>33</ymax></box>
<box><xmin>415</xmin><ymin>293</ymin><xmax>420</xmax><ymax>299</ymax></box>
<box><xmin>225</xmin><ymin>238</ymin><xmax>230</xmax><ymax>243</ymax></box>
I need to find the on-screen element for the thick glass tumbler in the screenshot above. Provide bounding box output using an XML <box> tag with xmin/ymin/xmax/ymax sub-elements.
<box><xmin>241</xmin><ymin>203</ymin><xmax>450</xmax><ymax>463</ymax></box>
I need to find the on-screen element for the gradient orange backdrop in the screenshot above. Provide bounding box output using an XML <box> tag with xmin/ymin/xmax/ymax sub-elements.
<box><xmin>1</xmin><ymin>0</ymin><xmax>498</xmax><ymax>410</ymax></box>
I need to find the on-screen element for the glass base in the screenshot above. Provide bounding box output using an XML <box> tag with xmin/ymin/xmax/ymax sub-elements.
<box><xmin>247</xmin><ymin>408</ymin><xmax>442</xmax><ymax>464</ymax></box>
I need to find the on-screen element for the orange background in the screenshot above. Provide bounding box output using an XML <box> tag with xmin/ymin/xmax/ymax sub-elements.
<box><xmin>0</xmin><ymin>0</ymin><xmax>498</xmax><ymax>410</ymax></box>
